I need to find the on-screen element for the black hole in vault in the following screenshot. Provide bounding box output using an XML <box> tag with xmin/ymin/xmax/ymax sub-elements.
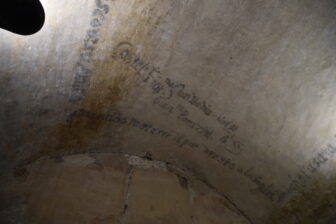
<box><xmin>0</xmin><ymin>0</ymin><xmax>45</xmax><ymax>35</ymax></box>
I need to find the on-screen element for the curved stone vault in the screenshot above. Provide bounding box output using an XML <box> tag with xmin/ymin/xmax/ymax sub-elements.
<box><xmin>1</xmin><ymin>0</ymin><xmax>336</xmax><ymax>223</ymax></box>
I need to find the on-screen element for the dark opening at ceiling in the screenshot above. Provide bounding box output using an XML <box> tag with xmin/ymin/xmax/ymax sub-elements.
<box><xmin>0</xmin><ymin>0</ymin><xmax>45</xmax><ymax>35</ymax></box>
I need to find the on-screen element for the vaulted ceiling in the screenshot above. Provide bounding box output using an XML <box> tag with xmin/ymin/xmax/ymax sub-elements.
<box><xmin>1</xmin><ymin>0</ymin><xmax>336</xmax><ymax>223</ymax></box>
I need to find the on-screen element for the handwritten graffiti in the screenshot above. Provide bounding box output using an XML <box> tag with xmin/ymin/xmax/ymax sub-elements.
<box><xmin>111</xmin><ymin>41</ymin><xmax>244</xmax><ymax>155</ymax></box>
<box><xmin>70</xmin><ymin>0</ymin><xmax>111</xmax><ymax>103</ymax></box>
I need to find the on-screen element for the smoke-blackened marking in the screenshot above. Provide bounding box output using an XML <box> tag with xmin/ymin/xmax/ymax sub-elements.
<box><xmin>70</xmin><ymin>0</ymin><xmax>110</xmax><ymax>103</ymax></box>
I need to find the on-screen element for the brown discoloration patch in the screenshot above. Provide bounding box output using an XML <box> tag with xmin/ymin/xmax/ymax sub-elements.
<box><xmin>20</xmin><ymin>0</ymin><xmax>175</xmax><ymax>166</ymax></box>
<box><xmin>50</xmin><ymin>1</ymin><xmax>170</xmax><ymax>152</ymax></box>
<box><xmin>48</xmin><ymin>57</ymin><xmax>134</xmax><ymax>156</ymax></box>
<box><xmin>267</xmin><ymin>175</ymin><xmax>336</xmax><ymax>224</ymax></box>
<box><xmin>85</xmin><ymin>55</ymin><xmax>136</xmax><ymax>113</ymax></box>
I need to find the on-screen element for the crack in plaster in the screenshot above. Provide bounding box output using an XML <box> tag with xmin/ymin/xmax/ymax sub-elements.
<box><xmin>166</xmin><ymin>163</ymin><xmax>254</xmax><ymax>224</ymax></box>
<box><xmin>118</xmin><ymin>165</ymin><xmax>134</xmax><ymax>224</ymax></box>
<box><xmin>20</xmin><ymin>151</ymin><xmax>254</xmax><ymax>224</ymax></box>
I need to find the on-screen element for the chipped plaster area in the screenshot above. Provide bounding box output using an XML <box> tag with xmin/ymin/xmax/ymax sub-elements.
<box><xmin>0</xmin><ymin>153</ymin><xmax>250</xmax><ymax>224</ymax></box>
<box><xmin>126</xmin><ymin>155</ymin><xmax>167</xmax><ymax>170</ymax></box>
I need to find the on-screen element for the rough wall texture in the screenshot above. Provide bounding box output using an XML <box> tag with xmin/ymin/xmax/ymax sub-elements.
<box><xmin>1</xmin><ymin>0</ymin><xmax>336</xmax><ymax>223</ymax></box>
<box><xmin>0</xmin><ymin>153</ymin><xmax>250</xmax><ymax>224</ymax></box>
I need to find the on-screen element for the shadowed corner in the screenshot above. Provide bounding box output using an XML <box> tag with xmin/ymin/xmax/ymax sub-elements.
<box><xmin>0</xmin><ymin>0</ymin><xmax>45</xmax><ymax>35</ymax></box>
<box><xmin>325</xmin><ymin>216</ymin><xmax>336</xmax><ymax>224</ymax></box>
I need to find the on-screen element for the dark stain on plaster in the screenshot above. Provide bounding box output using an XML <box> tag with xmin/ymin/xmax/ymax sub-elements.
<box><xmin>144</xmin><ymin>152</ymin><xmax>153</xmax><ymax>161</ymax></box>
<box><xmin>14</xmin><ymin>0</ymin><xmax>172</xmax><ymax>168</ymax></box>
<box><xmin>49</xmin><ymin>55</ymin><xmax>135</xmax><ymax>156</ymax></box>
<box><xmin>16</xmin><ymin>55</ymin><xmax>135</xmax><ymax>167</ymax></box>
<box><xmin>13</xmin><ymin>166</ymin><xmax>28</xmax><ymax>178</ymax></box>
<box><xmin>267</xmin><ymin>175</ymin><xmax>336</xmax><ymax>224</ymax></box>
<box><xmin>24</xmin><ymin>1</ymin><xmax>169</xmax><ymax>164</ymax></box>
<box><xmin>52</xmin><ymin>155</ymin><xmax>64</xmax><ymax>163</ymax></box>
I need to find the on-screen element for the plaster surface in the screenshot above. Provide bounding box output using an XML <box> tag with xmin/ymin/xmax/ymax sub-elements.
<box><xmin>1</xmin><ymin>0</ymin><xmax>336</xmax><ymax>223</ymax></box>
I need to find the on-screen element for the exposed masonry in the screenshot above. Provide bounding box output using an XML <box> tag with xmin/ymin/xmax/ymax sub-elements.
<box><xmin>25</xmin><ymin>151</ymin><xmax>254</xmax><ymax>224</ymax></box>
